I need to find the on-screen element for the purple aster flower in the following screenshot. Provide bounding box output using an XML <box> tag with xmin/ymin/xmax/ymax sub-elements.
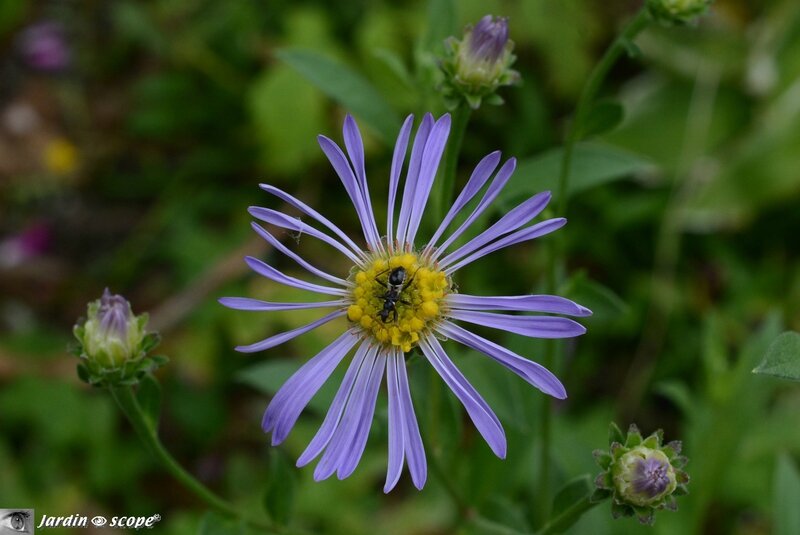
<box><xmin>221</xmin><ymin>114</ymin><xmax>590</xmax><ymax>491</ymax></box>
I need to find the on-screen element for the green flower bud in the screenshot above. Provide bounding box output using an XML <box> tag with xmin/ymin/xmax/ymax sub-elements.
<box><xmin>593</xmin><ymin>423</ymin><xmax>689</xmax><ymax>525</ymax></box>
<box><xmin>82</xmin><ymin>289</ymin><xmax>142</xmax><ymax>366</ymax></box>
<box><xmin>439</xmin><ymin>15</ymin><xmax>520</xmax><ymax>110</ymax></box>
<box><xmin>72</xmin><ymin>289</ymin><xmax>165</xmax><ymax>386</ymax></box>
<box><xmin>647</xmin><ymin>0</ymin><xmax>713</xmax><ymax>25</ymax></box>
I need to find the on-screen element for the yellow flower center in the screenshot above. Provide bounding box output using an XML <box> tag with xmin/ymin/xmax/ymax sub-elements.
<box><xmin>346</xmin><ymin>252</ymin><xmax>451</xmax><ymax>353</ymax></box>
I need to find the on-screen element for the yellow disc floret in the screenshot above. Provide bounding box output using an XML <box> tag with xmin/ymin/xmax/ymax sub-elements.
<box><xmin>346</xmin><ymin>252</ymin><xmax>451</xmax><ymax>353</ymax></box>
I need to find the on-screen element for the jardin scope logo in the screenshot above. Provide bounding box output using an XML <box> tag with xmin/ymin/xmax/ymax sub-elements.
<box><xmin>0</xmin><ymin>509</ymin><xmax>162</xmax><ymax>532</ymax></box>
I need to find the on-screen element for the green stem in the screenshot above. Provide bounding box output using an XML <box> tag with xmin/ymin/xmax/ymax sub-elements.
<box><xmin>533</xmin><ymin>496</ymin><xmax>600</xmax><ymax>535</ymax></box>
<box><xmin>109</xmin><ymin>385</ymin><xmax>278</xmax><ymax>533</ymax></box>
<box><xmin>537</xmin><ymin>8</ymin><xmax>650</xmax><ymax>528</ymax></box>
<box><xmin>436</xmin><ymin>104</ymin><xmax>472</xmax><ymax>222</ymax></box>
<box><xmin>556</xmin><ymin>8</ymin><xmax>650</xmax><ymax>216</ymax></box>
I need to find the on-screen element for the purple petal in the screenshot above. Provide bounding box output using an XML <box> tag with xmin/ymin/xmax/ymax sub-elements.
<box><xmin>431</xmin><ymin>158</ymin><xmax>517</xmax><ymax>260</ymax></box>
<box><xmin>236</xmin><ymin>310</ymin><xmax>347</xmax><ymax>353</ymax></box>
<box><xmin>259</xmin><ymin>184</ymin><xmax>365</xmax><ymax>259</ymax></box>
<box><xmin>384</xmin><ymin>351</ymin><xmax>406</xmax><ymax>492</ymax></box>
<box><xmin>446</xmin><ymin>218</ymin><xmax>566</xmax><ymax>274</ymax></box>
<box><xmin>387</xmin><ymin>116</ymin><xmax>414</xmax><ymax>249</ymax></box>
<box><xmin>404</xmin><ymin>114</ymin><xmax>451</xmax><ymax>246</ymax></box>
<box><xmin>313</xmin><ymin>345</ymin><xmax>379</xmax><ymax>481</ymax></box>
<box><xmin>337</xmin><ymin>353</ymin><xmax>386</xmax><ymax>479</ymax></box>
<box><xmin>251</xmin><ymin>223</ymin><xmax>349</xmax><ymax>285</ymax></box>
<box><xmin>419</xmin><ymin>338</ymin><xmax>506</xmax><ymax>458</ymax></box>
<box><xmin>297</xmin><ymin>342</ymin><xmax>372</xmax><ymax>467</ymax></box>
<box><xmin>446</xmin><ymin>294</ymin><xmax>592</xmax><ymax>317</ymax></box>
<box><xmin>249</xmin><ymin>206</ymin><xmax>364</xmax><ymax>265</ymax></box>
<box><xmin>437</xmin><ymin>321</ymin><xmax>567</xmax><ymax>399</ymax></box>
<box><xmin>425</xmin><ymin>151</ymin><xmax>501</xmax><ymax>252</ymax></box>
<box><xmin>448</xmin><ymin>309</ymin><xmax>586</xmax><ymax>339</ymax></box>
<box><xmin>343</xmin><ymin>116</ymin><xmax>383</xmax><ymax>254</ymax></box>
<box><xmin>318</xmin><ymin>135</ymin><xmax>382</xmax><ymax>251</ymax></box>
<box><xmin>271</xmin><ymin>337</ymin><xmax>361</xmax><ymax>445</ymax></box>
<box><xmin>396</xmin><ymin>114</ymin><xmax>434</xmax><ymax>246</ymax></box>
<box><xmin>261</xmin><ymin>331</ymin><xmax>359</xmax><ymax>435</ymax></box>
<box><xmin>396</xmin><ymin>351</ymin><xmax>426</xmax><ymax>489</ymax></box>
<box><xmin>440</xmin><ymin>191</ymin><xmax>551</xmax><ymax>268</ymax></box>
<box><xmin>219</xmin><ymin>297</ymin><xmax>344</xmax><ymax>312</ymax></box>
<box><xmin>244</xmin><ymin>256</ymin><xmax>348</xmax><ymax>297</ymax></box>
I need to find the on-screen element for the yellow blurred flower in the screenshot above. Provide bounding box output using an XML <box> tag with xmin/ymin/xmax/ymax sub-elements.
<box><xmin>44</xmin><ymin>137</ymin><xmax>79</xmax><ymax>175</ymax></box>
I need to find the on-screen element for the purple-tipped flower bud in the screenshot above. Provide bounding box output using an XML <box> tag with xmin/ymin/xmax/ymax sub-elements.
<box><xmin>73</xmin><ymin>289</ymin><xmax>163</xmax><ymax>386</ymax></box>
<box><xmin>613</xmin><ymin>447</ymin><xmax>677</xmax><ymax>506</ymax></box>
<box><xmin>439</xmin><ymin>15</ymin><xmax>519</xmax><ymax>109</ymax></box>
<box><xmin>647</xmin><ymin>0</ymin><xmax>714</xmax><ymax>25</ymax></box>
<box><xmin>466</xmin><ymin>16</ymin><xmax>509</xmax><ymax>65</ymax></box>
<box><xmin>82</xmin><ymin>289</ymin><xmax>142</xmax><ymax>367</ymax></box>
<box><xmin>593</xmin><ymin>423</ymin><xmax>689</xmax><ymax>525</ymax></box>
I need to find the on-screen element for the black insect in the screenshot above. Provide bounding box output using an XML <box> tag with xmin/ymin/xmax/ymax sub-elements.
<box><xmin>376</xmin><ymin>266</ymin><xmax>415</xmax><ymax>323</ymax></box>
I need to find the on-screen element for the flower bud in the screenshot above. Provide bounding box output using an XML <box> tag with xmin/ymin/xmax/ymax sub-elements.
<box><xmin>72</xmin><ymin>289</ymin><xmax>164</xmax><ymax>386</ymax></box>
<box><xmin>439</xmin><ymin>15</ymin><xmax>519</xmax><ymax>109</ymax></box>
<box><xmin>613</xmin><ymin>446</ymin><xmax>677</xmax><ymax>506</ymax></box>
<box><xmin>647</xmin><ymin>0</ymin><xmax>713</xmax><ymax>25</ymax></box>
<box><xmin>593</xmin><ymin>423</ymin><xmax>689</xmax><ymax>525</ymax></box>
<box><xmin>83</xmin><ymin>289</ymin><xmax>141</xmax><ymax>367</ymax></box>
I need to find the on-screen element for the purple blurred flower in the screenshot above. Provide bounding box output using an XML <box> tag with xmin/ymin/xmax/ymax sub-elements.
<box><xmin>221</xmin><ymin>114</ymin><xmax>590</xmax><ymax>491</ymax></box>
<box><xmin>18</xmin><ymin>22</ymin><xmax>70</xmax><ymax>72</ymax></box>
<box><xmin>0</xmin><ymin>223</ymin><xmax>51</xmax><ymax>268</ymax></box>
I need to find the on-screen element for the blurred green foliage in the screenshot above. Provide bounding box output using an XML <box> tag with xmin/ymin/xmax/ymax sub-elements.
<box><xmin>1</xmin><ymin>0</ymin><xmax>800</xmax><ymax>534</ymax></box>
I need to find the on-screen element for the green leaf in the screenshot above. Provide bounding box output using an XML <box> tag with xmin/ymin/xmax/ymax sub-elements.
<box><xmin>547</xmin><ymin>475</ymin><xmax>596</xmax><ymax>533</ymax></box>
<box><xmin>580</xmin><ymin>101</ymin><xmax>624</xmax><ymax>139</ymax></box>
<box><xmin>608</xmin><ymin>422</ymin><xmax>625</xmax><ymax>446</ymax></box>
<box><xmin>248</xmin><ymin>66</ymin><xmax>325</xmax><ymax>175</ymax></box>
<box><xmin>552</xmin><ymin>475</ymin><xmax>592</xmax><ymax>517</ymax></box>
<box><xmin>753</xmin><ymin>332</ymin><xmax>800</xmax><ymax>381</ymax></box>
<box><xmin>371</xmin><ymin>48</ymin><xmax>414</xmax><ymax>91</ymax></box>
<box><xmin>499</xmin><ymin>143</ymin><xmax>653</xmax><ymax>207</ymax></box>
<box><xmin>264</xmin><ymin>450</ymin><xmax>296</xmax><ymax>526</ymax></box>
<box><xmin>136</xmin><ymin>374</ymin><xmax>162</xmax><ymax>430</ymax></box>
<box><xmin>775</xmin><ymin>454</ymin><xmax>800</xmax><ymax>535</ymax></box>
<box><xmin>276</xmin><ymin>48</ymin><xmax>401</xmax><ymax>142</ymax></box>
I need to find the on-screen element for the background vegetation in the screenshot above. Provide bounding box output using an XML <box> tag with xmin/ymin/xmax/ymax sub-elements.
<box><xmin>1</xmin><ymin>0</ymin><xmax>799</xmax><ymax>534</ymax></box>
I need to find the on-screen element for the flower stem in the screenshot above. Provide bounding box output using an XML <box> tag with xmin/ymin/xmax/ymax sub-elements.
<box><xmin>436</xmin><ymin>104</ymin><xmax>472</xmax><ymax>222</ymax></box>
<box><xmin>533</xmin><ymin>495</ymin><xmax>600</xmax><ymax>535</ymax></box>
<box><xmin>109</xmin><ymin>385</ymin><xmax>278</xmax><ymax>533</ymax></box>
<box><xmin>537</xmin><ymin>7</ymin><xmax>650</xmax><ymax>528</ymax></box>
<box><xmin>556</xmin><ymin>8</ymin><xmax>650</xmax><ymax>216</ymax></box>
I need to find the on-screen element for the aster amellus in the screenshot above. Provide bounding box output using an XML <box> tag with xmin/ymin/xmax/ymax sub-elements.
<box><xmin>221</xmin><ymin>113</ymin><xmax>590</xmax><ymax>491</ymax></box>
